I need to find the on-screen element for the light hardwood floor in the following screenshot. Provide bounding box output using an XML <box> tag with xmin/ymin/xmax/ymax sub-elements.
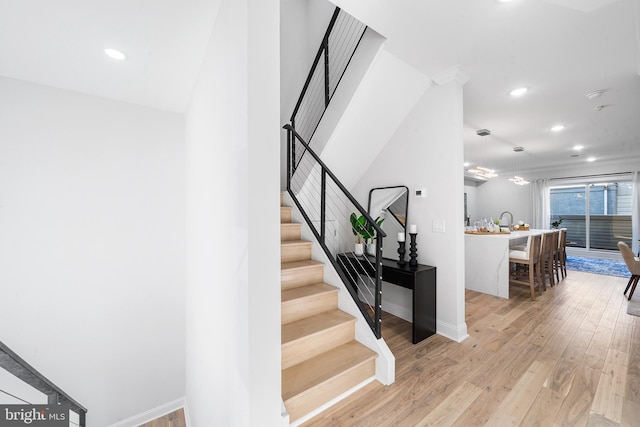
<box><xmin>139</xmin><ymin>409</ymin><xmax>185</xmax><ymax>427</ymax></box>
<box><xmin>302</xmin><ymin>270</ymin><xmax>640</xmax><ymax>426</ymax></box>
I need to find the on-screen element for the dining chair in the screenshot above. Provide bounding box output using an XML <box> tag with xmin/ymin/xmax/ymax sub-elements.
<box><xmin>541</xmin><ymin>231</ymin><xmax>559</xmax><ymax>288</ymax></box>
<box><xmin>617</xmin><ymin>241</ymin><xmax>640</xmax><ymax>301</ymax></box>
<box><xmin>556</xmin><ymin>228</ymin><xmax>567</xmax><ymax>280</ymax></box>
<box><xmin>509</xmin><ymin>234</ymin><xmax>543</xmax><ymax>300</ymax></box>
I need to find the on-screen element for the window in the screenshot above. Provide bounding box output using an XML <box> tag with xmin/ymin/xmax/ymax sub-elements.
<box><xmin>550</xmin><ymin>180</ymin><xmax>632</xmax><ymax>251</ymax></box>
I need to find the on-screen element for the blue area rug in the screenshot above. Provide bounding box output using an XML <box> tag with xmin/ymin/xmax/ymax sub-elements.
<box><xmin>566</xmin><ymin>256</ymin><xmax>629</xmax><ymax>278</ymax></box>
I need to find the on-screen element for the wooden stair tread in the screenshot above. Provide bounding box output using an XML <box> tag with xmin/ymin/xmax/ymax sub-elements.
<box><xmin>282</xmin><ymin>341</ymin><xmax>376</xmax><ymax>400</ymax></box>
<box><xmin>281</xmin><ymin>259</ymin><xmax>323</xmax><ymax>271</ymax></box>
<box><xmin>280</xmin><ymin>223</ymin><xmax>300</xmax><ymax>228</ymax></box>
<box><xmin>282</xmin><ymin>283</ymin><xmax>337</xmax><ymax>304</ymax></box>
<box><xmin>282</xmin><ymin>310</ymin><xmax>354</xmax><ymax>344</ymax></box>
<box><xmin>281</xmin><ymin>239</ymin><xmax>310</xmax><ymax>246</ymax></box>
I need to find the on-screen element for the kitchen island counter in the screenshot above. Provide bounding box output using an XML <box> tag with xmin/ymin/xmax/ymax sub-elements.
<box><xmin>465</xmin><ymin>229</ymin><xmax>545</xmax><ymax>298</ymax></box>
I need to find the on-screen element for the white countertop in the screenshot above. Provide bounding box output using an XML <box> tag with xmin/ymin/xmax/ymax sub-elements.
<box><xmin>465</xmin><ymin>229</ymin><xmax>545</xmax><ymax>240</ymax></box>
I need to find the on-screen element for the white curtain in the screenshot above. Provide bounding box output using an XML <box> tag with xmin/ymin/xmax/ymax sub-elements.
<box><xmin>530</xmin><ymin>178</ymin><xmax>550</xmax><ymax>229</ymax></box>
<box><xmin>632</xmin><ymin>171</ymin><xmax>639</xmax><ymax>254</ymax></box>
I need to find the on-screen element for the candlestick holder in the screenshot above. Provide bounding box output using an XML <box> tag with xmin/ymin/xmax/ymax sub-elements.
<box><xmin>397</xmin><ymin>240</ymin><xmax>406</xmax><ymax>266</ymax></box>
<box><xmin>409</xmin><ymin>233</ymin><xmax>418</xmax><ymax>268</ymax></box>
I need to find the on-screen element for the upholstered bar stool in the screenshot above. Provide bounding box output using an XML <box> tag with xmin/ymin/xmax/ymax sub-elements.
<box><xmin>618</xmin><ymin>241</ymin><xmax>640</xmax><ymax>301</ymax></box>
<box><xmin>509</xmin><ymin>234</ymin><xmax>543</xmax><ymax>300</ymax></box>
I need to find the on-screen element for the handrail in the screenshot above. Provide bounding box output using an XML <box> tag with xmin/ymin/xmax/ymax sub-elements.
<box><xmin>290</xmin><ymin>7</ymin><xmax>341</xmax><ymax>122</ymax></box>
<box><xmin>0</xmin><ymin>340</ymin><xmax>87</xmax><ymax>425</ymax></box>
<box><xmin>289</xmin><ymin>6</ymin><xmax>367</xmax><ymax>156</ymax></box>
<box><xmin>284</xmin><ymin>125</ymin><xmax>385</xmax><ymax>240</ymax></box>
<box><xmin>284</xmin><ymin>124</ymin><xmax>385</xmax><ymax>338</ymax></box>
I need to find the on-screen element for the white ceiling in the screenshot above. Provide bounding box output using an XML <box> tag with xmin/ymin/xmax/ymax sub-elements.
<box><xmin>1</xmin><ymin>0</ymin><xmax>639</xmax><ymax>177</ymax></box>
<box><xmin>337</xmin><ymin>0</ymin><xmax>640</xmax><ymax>177</ymax></box>
<box><xmin>0</xmin><ymin>0</ymin><xmax>220</xmax><ymax>113</ymax></box>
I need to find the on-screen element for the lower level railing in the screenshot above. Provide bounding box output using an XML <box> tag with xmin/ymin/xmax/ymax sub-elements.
<box><xmin>0</xmin><ymin>340</ymin><xmax>87</xmax><ymax>426</ymax></box>
<box><xmin>285</xmin><ymin>124</ymin><xmax>385</xmax><ymax>338</ymax></box>
<box><xmin>551</xmin><ymin>214</ymin><xmax>632</xmax><ymax>251</ymax></box>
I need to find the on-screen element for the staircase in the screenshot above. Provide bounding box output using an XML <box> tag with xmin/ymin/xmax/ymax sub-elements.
<box><xmin>280</xmin><ymin>192</ymin><xmax>377</xmax><ymax>424</ymax></box>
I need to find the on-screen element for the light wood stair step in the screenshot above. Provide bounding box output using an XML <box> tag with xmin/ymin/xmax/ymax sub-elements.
<box><xmin>282</xmin><ymin>283</ymin><xmax>338</xmax><ymax>325</ymax></box>
<box><xmin>281</xmin><ymin>260</ymin><xmax>325</xmax><ymax>290</ymax></box>
<box><xmin>282</xmin><ymin>310</ymin><xmax>355</xmax><ymax>370</ymax></box>
<box><xmin>281</xmin><ymin>206</ymin><xmax>292</xmax><ymax>223</ymax></box>
<box><xmin>281</xmin><ymin>240</ymin><xmax>312</xmax><ymax>263</ymax></box>
<box><xmin>282</xmin><ymin>341</ymin><xmax>376</xmax><ymax>422</ymax></box>
<box><xmin>280</xmin><ymin>222</ymin><xmax>301</xmax><ymax>241</ymax></box>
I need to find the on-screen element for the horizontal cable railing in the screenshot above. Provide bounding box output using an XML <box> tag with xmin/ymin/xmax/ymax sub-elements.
<box><xmin>285</xmin><ymin>125</ymin><xmax>385</xmax><ymax>338</ymax></box>
<box><xmin>290</xmin><ymin>7</ymin><xmax>367</xmax><ymax>169</ymax></box>
<box><xmin>0</xmin><ymin>340</ymin><xmax>87</xmax><ymax>426</ymax></box>
<box><xmin>552</xmin><ymin>214</ymin><xmax>632</xmax><ymax>250</ymax></box>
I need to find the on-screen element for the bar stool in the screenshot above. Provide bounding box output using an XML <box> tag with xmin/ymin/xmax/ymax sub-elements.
<box><xmin>557</xmin><ymin>228</ymin><xmax>567</xmax><ymax>279</ymax></box>
<box><xmin>541</xmin><ymin>231</ymin><xmax>559</xmax><ymax>288</ymax></box>
<box><xmin>509</xmin><ymin>234</ymin><xmax>543</xmax><ymax>300</ymax></box>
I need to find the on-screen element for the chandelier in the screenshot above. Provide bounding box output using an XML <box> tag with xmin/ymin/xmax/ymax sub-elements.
<box><xmin>467</xmin><ymin>129</ymin><xmax>498</xmax><ymax>179</ymax></box>
<box><xmin>508</xmin><ymin>147</ymin><xmax>530</xmax><ymax>185</ymax></box>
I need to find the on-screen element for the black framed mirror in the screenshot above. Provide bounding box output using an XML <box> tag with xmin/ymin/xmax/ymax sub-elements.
<box><xmin>368</xmin><ymin>185</ymin><xmax>409</xmax><ymax>256</ymax></box>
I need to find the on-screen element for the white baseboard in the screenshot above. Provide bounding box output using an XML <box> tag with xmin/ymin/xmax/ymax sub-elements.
<box><xmin>108</xmin><ymin>397</ymin><xmax>186</xmax><ymax>427</ymax></box>
<box><xmin>437</xmin><ymin>320</ymin><xmax>469</xmax><ymax>343</ymax></box>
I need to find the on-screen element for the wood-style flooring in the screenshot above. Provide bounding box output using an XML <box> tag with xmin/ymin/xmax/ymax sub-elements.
<box><xmin>302</xmin><ymin>270</ymin><xmax>640</xmax><ymax>426</ymax></box>
<box><xmin>139</xmin><ymin>408</ymin><xmax>186</xmax><ymax>427</ymax></box>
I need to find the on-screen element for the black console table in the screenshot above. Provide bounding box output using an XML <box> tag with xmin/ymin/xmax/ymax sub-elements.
<box><xmin>336</xmin><ymin>254</ymin><xmax>436</xmax><ymax>344</ymax></box>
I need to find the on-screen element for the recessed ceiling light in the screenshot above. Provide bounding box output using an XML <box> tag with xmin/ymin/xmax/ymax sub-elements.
<box><xmin>551</xmin><ymin>124</ymin><xmax>565</xmax><ymax>132</ymax></box>
<box><xmin>104</xmin><ymin>48</ymin><xmax>126</xmax><ymax>60</ymax></box>
<box><xmin>509</xmin><ymin>87</ymin><xmax>528</xmax><ymax>97</ymax></box>
<box><xmin>463</xmin><ymin>162</ymin><xmax>470</xmax><ymax>167</ymax></box>
<box><xmin>587</xmin><ymin>157</ymin><xmax>596</xmax><ymax>162</ymax></box>
<box><xmin>573</xmin><ymin>145</ymin><xmax>584</xmax><ymax>151</ymax></box>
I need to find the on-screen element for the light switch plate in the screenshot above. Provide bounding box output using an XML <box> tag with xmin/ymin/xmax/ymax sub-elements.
<box><xmin>433</xmin><ymin>220</ymin><xmax>446</xmax><ymax>232</ymax></box>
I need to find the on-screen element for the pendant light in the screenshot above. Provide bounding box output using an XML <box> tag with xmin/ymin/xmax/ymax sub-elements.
<box><xmin>508</xmin><ymin>146</ymin><xmax>530</xmax><ymax>185</ymax></box>
<box><xmin>467</xmin><ymin>129</ymin><xmax>498</xmax><ymax>179</ymax></box>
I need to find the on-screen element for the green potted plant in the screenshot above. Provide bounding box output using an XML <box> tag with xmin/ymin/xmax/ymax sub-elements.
<box><xmin>551</xmin><ymin>217</ymin><xmax>563</xmax><ymax>229</ymax></box>
<box><xmin>350</xmin><ymin>213</ymin><xmax>384</xmax><ymax>256</ymax></box>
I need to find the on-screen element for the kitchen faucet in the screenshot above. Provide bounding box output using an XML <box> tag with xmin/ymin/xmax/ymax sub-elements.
<box><xmin>499</xmin><ymin>211</ymin><xmax>514</xmax><ymax>230</ymax></box>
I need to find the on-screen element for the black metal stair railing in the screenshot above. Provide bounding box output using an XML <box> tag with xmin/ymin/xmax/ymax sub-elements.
<box><xmin>285</xmin><ymin>124</ymin><xmax>386</xmax><ymax>338</ymax></box>
<box><xmin>0</xmin><ymin>340</ymin><xmax>87</xmax><ymax>426</ymax></box>
<box><xmin>290</xmin><ymin>7</ymin><xmax>367</xmax><ymax>170</ymax></box>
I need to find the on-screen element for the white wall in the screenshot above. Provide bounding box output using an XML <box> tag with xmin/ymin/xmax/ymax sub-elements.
<box><xmin>474</xmin><ymin>178</ymin><xmax>532</xmax><ymax>226</ymax></box>
<box><xmin>0</xmin><ymin>77</ymin><xmax>186</xmax><ymax>426</ymax></box>
<box><xmin>185</xmin><ymin>0</ymin><xmax>281</xmax><ymax>426</ymax></box>
<box><xmin>352</xmin><ymin>71</ymin><xmax>468</xmax><ymax>342</ymax></box>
